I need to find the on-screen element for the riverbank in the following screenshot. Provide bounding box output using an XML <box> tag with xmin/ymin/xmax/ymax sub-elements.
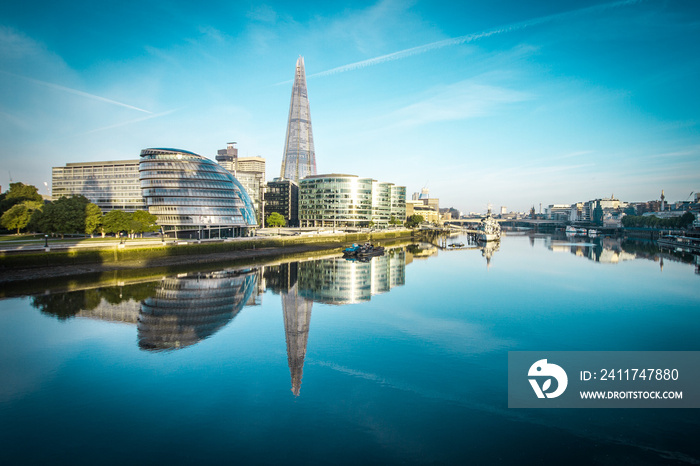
<box><xmin>0</xmin><ymin>229</ymin><xmax>414</xmax><ymax>291</ymax></box>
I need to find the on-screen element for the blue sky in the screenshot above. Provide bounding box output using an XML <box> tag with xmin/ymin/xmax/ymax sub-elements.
<box><xmin>0</xmin><ymin>0</ymin><xmax>698</xmax><ymax>213</ymax></box>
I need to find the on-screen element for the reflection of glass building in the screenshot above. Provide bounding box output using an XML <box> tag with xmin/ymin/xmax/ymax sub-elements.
<box><xmin>52</xmin><ymin>160</ymin><xmax>147</xmax><ymax>212</ymax></box>
<box><xmin>280</xmin><ymin>56</ymin><xmax>317</xmax><ymax>184</ymax></box>
<box><xmin>137</xmin><ymin>269</ymin><xmax>257</xmax><ymax>351</ymax></box>
<box><xmin>139</xmin><ymin>148</ymin><xmax>257</xmax><ymax>237</ymax></box>
<box><xmin>297</xmin><ymin>249</ymin><xmax>406</xmax><ymax>304</ymax></box>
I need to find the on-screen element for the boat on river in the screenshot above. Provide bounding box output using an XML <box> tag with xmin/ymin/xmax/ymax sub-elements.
<box><xmin>343</xmin><ymin>243</ymin><xmax>385</xmax><ymax>258</ymax></box>
<box><xmin>476</xmin><ymin>208</ymin><xmax>501</xmax><ymax>242</ymax></box>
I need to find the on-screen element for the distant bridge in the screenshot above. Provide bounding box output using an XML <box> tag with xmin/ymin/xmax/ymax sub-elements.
<box><xmin>444</xmin><ymin>218</ymin><xmax>567</xmax><ymax>229</ymax></box>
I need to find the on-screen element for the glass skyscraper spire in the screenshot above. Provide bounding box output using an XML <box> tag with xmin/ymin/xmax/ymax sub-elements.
<box><xmin>280</xmin><ymin>56</ymin><xmax>316</xmax><ymax>183</ymax></box>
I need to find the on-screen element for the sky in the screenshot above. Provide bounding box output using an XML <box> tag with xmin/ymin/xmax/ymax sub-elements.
<box><xmin>0</xmin><ymin>0</ymin><xmax>699</xmax><ymax>213</ymax></box>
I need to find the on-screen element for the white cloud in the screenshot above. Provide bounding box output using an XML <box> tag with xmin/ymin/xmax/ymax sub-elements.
<box><xmin>386</xmin><ymin>80</ymin><xmax>532</xmax><ymax>127</ymax></box>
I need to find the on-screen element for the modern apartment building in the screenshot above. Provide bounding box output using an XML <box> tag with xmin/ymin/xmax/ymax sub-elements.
<box><xmin>298</xmin><ymin>174</ymin><xmax>405</xmax><ymax>228</ymax></box>
<box><xmin>52</xmin><ymin>160</ymin><xmax>146</xmax><ymax>212</ymax></box>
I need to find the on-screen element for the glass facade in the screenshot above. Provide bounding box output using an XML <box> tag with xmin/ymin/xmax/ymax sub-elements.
<box><xmin>299</xmin><ymin>174</ymin><xmax>406</xmax><ymax>228</ymax></box>
<box><xmin>139</xmin><ymin>148</ymin><xmax>257</xmax><ymax>237</ymax></box>
<box><xmin>390</xmin><ymin>185</ymin><xmax>407</xmax><ymax>222</ymax></box>
<box><xmin>52</xmin><ymin>160</ymin><xmax>146</xmax><ymax>212</ymax></box>
<box><xmin>280</xmin><ymin>57</ymin><xmax>317</xmax><ymax>183</ymax></box>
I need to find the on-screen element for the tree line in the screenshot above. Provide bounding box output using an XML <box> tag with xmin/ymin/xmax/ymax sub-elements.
<box><xmin>0</xmin><ymin>182</ymin><xmax>158</xmax><ymax>238</ymax></box>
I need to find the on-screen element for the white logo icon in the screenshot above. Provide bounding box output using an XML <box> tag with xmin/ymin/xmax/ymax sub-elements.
<box><xmin>528</xmin><ymin>359</ymin><xmax>568</xmax><ymax>398</ymax></box>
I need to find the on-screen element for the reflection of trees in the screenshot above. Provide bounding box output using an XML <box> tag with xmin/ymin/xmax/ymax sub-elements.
<box><xmin>32</xmin><ymin>289</ymin><xmax>102</xmax><ymax>320</ymax></box>
<box><xmin>97</xmin><ymin>282</ymin><xmax>159</xmax><ymax>305</ymax></box>
<box><xmin>31</xmin><ymin>282</ymin><xmax>158</xmax><ymax>321</ymax></box>
<box><xmin>137</xmin><ymin>269</ymin><xmax>257</xmax><ymax>351</ymax></box>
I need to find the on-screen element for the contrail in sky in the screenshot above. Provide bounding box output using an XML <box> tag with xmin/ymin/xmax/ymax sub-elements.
<box><xmin>278</xmin><ymin>0</ymin><xmax>644</xmax><ymax>83</ymax></box>
<box><xmin>1</xmin><ymin>70</ymin><xmax>152</xmax><ymax>113</ymax></box>
<box><xmin>82</xmin><ymin>108</ymin><xmax>181</xmax><ymax>135</ymax></box>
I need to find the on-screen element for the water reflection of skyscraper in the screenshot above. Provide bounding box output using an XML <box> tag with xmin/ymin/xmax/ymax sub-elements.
<box><xmin>282</xmin><ymin>282</ymin><xmax>312</xmax><ymax>396</ymax></box>
<box><xmin>274</xmin><ymin>248</ymin><xmax>407</xmax><ymax>395</ymax></box>
<box><xmin>137</xmin><ymin>270</ymin><xmax>257</xmax><ymax>351</ymax></box>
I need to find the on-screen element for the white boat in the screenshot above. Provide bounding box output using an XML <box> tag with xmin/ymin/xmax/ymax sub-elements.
<box><xmin>476</xmin><ymin>207</ymin><xmax>501</xmax><ymax>242</ymax></box>
<box><xmin>565</xmin><ymin>226</ymin><xmax>577</xmax><ymax>235</ymax></box>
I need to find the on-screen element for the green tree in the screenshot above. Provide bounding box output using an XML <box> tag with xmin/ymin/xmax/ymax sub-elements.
<box><xmin>1</xmin><ymin>182</ymin><xmax>43</xmax><ymax>215</ymax></box>
<box><xmin>266</xmin><ymin>212</ymin><xmax>286</xmax><ymax>227</ymax></box>
<box><xmin>103</xmin><ymin>210</ymin><xmax>132</xmax><ymax>236</ymax></box>
<box><xmin>405</xmin><ymin>215</ymin><xmax>424</xmax><ymax>228</ymax></box>
<box><xmin>130</xmin><ymin>210</ymin><xmax>158</xmax><ymax>237</ymax></box>
<box><xmin>1</xmin><ymin>203</ymin><xmax>30</xmax><ymax>233</ymax></box>
<box><xmin>678</xmin><ymin>212</ymin><xmax>696</xmax><ymax>228</ymax></box>
<box><xmin>389</xmin><ymin>216</ymin><xmax>402</xmax><ymax>225</ymax></box>
<box><xmin>1</xmin><ymin>200</ymin><xmax>44</xmax><ymax>234</ymax></box>
<box><xmin>38</xmin><ymin>195</ymin><xmax>90</xmax><ymax>238</ymax></box>
<box><xmin>84</xmin><ymin>203</ymin><xmax>103</xmax><ymax>237</ymax></box>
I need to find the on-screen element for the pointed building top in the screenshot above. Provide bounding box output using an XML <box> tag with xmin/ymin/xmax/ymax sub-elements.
<box><xmin>280</xmin><ymin>57</ymin><xmax>316</xmax><ymax>183</ymax></box>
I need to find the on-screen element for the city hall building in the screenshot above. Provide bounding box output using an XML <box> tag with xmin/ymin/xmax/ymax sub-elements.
<box><xmin>139</xmin><ymin>148</ymin><xmax>257</xmax><ymax>238</ymax></box>
<box><xmin>298</xmin><ymin>174</ymin><xmax>406</xmax><ymax>228</ymax></box>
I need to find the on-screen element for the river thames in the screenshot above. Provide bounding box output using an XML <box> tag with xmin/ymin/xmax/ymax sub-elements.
<box><xmin>1</xmin><ymin>233</ymin><xmax>699</xmax><ymax>464</ymax></box>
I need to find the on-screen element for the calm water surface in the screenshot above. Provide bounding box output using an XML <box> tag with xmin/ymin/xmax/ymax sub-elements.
<box><xmin>1</xmin><ymin>234</ymin><xmax>699</xmax><ymax>465</ymax></box>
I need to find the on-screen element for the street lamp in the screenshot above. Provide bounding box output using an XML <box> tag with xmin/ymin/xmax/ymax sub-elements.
<box><xmin>44</xmin><ymin>234</ymin><xmax>48</xmax><ymax>248</ymax></box>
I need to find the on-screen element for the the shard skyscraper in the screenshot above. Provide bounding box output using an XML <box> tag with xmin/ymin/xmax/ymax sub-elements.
<box><xmin>280</xmin><ymin>56</ymin><xmax>317</xmax><ymax>183</ymax></box>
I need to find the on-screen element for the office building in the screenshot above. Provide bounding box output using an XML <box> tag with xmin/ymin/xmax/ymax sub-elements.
<box><xmin>139</xmin><ymin>148</ymin><xmax>257</xmax><ymax>238</ymax></box>
<box><xmin>52</xmin><ymin>160</ymin><xmax>146</xmax><ymax>212</ymax></box>
<box><xmin>216</xmin><ymin>142</ymin><xmax>238</xmax><ymax>172</ymax></box>
<box><xmin>280</xmin><ymin>56</ymin><xmax>317</xmax><ymax>183</ymax></box>
<box><xmin>299</xmin><ymin>174</ymin><xmax>405</xmax><ymax>228</ymax></box>
<box><xmin>406</xmin><ymin>200</ymin><xmax>440</xmax><ymax>224</ymax></box>
<box><xmin>238</xmin><ymin>156</ymin><xmax>266</xmax><ymax>174</ymax></box>
<box><xmin>216</xmin><ymin>144</ymin><xmax>266</xmax><ymax>225</ymax></box>
<box><xmin>265</xmin><ymin>178</ymin><xmax>299</xmax><ymax>227</ymax></box>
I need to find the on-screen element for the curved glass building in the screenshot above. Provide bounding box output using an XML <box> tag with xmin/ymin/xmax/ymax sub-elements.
<box><xmin>139</xmin><ymin>148</ymin><xmax>257</xmax><ymax>237</ymax></box>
